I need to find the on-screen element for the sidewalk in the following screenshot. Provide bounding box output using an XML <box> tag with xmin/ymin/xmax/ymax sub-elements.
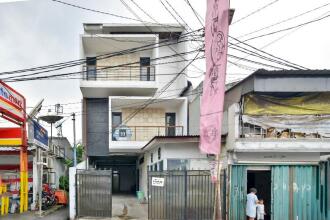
<box><xmin>77</xmin><ymin>194</ymin><xmax>148</xmax><ymax>220</ymax></box>
<box><xmin>0</xmin><ymin>206</ymin><xmax>69</xmax><ymax>220</ymax></box>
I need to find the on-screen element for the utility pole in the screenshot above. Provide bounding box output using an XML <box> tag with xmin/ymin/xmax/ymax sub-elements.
<box><xmin>72</xmin><ymin>113</ymin><xmax>77</xmax><ymax>167</ymax></box>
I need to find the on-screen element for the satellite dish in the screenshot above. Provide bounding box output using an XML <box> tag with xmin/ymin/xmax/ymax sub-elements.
<box><xmin>28</xmin><ymin>99</ymin><xmax>44</xmax><ymax>119</ymax></box>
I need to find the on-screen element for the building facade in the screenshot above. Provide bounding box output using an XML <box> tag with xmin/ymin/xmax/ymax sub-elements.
<box><xmin>80</xmin><ymin>23</ymin><xmax>208</xmax><ymax>196</ymax></box>
<box><xmin>189</xmin><ymin>69</ymin><xmax>330</xmax><ymax>220</ymax></box>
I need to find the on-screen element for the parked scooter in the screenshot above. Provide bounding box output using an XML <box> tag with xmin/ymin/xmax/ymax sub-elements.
<box><xmin>41</xmin><ymin>184</ymin><xmax>58</xmax><ymax>210</ymax></box>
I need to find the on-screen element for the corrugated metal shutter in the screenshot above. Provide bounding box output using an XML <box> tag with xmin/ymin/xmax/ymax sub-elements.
<box><xmin>271</xmin><ymin>166</ymin><xmax>290</xmax><ymax>220</ymax></box>
<box><xmin>229</xmin><ymin>165</ymin><xmax>246</xmax><ymax>220</ymax></box>
<box><xmin>292</xmin><ymin>166</ymin><xmax>318</xmax><ymax>220</ymax></box>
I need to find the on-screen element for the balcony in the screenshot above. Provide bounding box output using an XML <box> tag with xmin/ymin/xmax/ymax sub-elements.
<box><xmin>83</xmin><ymin>65</ymin><xmax>155</xmax><ymax>81</ymax></box>
<box><xmin>80</xmin><ymin>65</ymin><xmax>158</xmax><ymax>97</ymax></box>
<box><xmin>233</xmin><ymin>117</ymin><xmax>330</xmax><ymax>153</ymax></box>
<box><xmin>112</xmin><ymin>125</ymin><xmax>184</xmax><ymax>141</ymax></box>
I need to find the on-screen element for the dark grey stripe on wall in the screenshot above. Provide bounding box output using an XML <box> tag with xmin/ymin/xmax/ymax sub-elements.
<box><xmin>86</xmin><ymin>98</ymin><xmax>109</xmax><ymax>156</ymax></box>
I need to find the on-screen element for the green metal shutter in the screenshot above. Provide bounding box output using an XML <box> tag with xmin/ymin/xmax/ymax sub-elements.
<box><xmin>271</xmin><ymin>166</ymin><xmax>290</xmax><ymax>220</ymax></box>
<box><xmin>292</xmin><ymin>166</ymin><xmax>318</xmax><ymax>220</ymax></box>
<box><xmin>229</xmin><ymin>165</ymin><xmax>247</xmax><ymax>220</ymax></box>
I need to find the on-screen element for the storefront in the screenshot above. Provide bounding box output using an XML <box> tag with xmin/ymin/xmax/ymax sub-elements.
<box><xmin>229</xmin><ymin>164</ymin><xmax>327</xmax><ymax>220</ymax></box>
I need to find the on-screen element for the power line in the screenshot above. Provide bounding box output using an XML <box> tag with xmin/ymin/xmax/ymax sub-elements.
<box><xmin>0</xmin><ymin>28</ymin><xmax>203</xmax><ymax>77</ymax></box>
<box><xmin>229</xmin><ymin>36</ymin><xmax>308</xmax><ymax>70</ymax></box>
<box><xmin>51</xmin><ymin>0</ymin><xmax>176</xmax><ymax>27</ymax></box>
<box><xmin>232</xmin><ymin>0</ymin><xmax>280</xmax><ymax>25</ymax></box>
<box><xmin>242</xmin><ymin>13</ymin><xmax>330</xmax><ymax>42</ymax></box>
<box><xmin>183</xmin><ymin>0</ymin><xmax>204</xmax><ymax>27</ymax></box>
<box><xmin>238</xmin><ymin>2</ymin><xmax>330</xmax><ymax>39</ymax></box>
<box><xmin>3</xmin><ymin>40</ymin><xmax>202</xmax><ymax>81</ymax></box>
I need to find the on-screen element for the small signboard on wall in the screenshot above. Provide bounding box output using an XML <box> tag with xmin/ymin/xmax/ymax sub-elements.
<box><xmin>28</xmin><ymin>119</ymin><xmax>48</xmax><ymax>151</ymax></box>
<box><xmin>151</xmin><ymin>177</ymin><xmax>165</xmax><ymax>187</ymax></box>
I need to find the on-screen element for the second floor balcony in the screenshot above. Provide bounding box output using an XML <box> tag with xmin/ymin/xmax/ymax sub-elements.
<box><xmin>83</xmin><ymin>65</ymin><xmax>155</xmax><ymax>81</ymax></box>
<box><xmin>80</xmin><ymin>65</ymin><xmax>158</xmax><ymax>97</ymax></box>
<box><xmin>112</xmin><ymin>125</ymin><xmax>184</xmax><ymax>141</ymax></box>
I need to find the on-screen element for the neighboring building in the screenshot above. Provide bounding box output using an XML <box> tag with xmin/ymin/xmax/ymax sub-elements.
<box><xmin>190</xmin><ymin>69</ymin><xmax>330</xmax><ymax>220</ymax></box>
<box><xmin>80</xmin><ymin>23</ymin><xmax>209</xmax><ymax>195</ymax></box>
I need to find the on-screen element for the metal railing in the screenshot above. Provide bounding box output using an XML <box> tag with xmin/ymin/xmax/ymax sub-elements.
<box><xmin>83</xmin><ymin>65</ymin><xmax>155</xmax><ymax>81</ymax></box>
<box><xmin>240</xmin><ymin>118</ymin><xmax>324</xmax><ymax>139</ymax></box>
<box><xmin>112</xmin><ymin>125</ymin><xmax>184</xmax><ymax>141</ymax></box>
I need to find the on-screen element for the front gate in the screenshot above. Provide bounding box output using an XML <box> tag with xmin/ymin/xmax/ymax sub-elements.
<box><xmin>148</xmin><ymin>170</ymin><xmax>216</xmax><ymax>220</ymax></box>
<box><xmin>76</xmin><ymin>170</ymin><xmax>112</xmax><ymax>218</ymax></box>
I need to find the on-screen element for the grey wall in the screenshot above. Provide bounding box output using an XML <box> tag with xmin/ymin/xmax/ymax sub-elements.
<box><xmin>86</xmin><ymin>98</ymin><xmax>109</xmax><ymax>156</ymax></box>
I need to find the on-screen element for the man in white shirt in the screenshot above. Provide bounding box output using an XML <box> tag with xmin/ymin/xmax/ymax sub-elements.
<box><xmin>246</xmin><ymin>188</ymin><xmax>258</xmax><ymax>220</ymax></box>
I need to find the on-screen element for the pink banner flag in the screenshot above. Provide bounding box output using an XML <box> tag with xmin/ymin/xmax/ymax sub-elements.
<box><xmin>200</xmin><ymin>0</ymin><xmax>229</xmax><ymax>154</ymax></box>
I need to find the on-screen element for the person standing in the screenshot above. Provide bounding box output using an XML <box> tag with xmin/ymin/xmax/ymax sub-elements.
<box><xmin>256</xmin><ymin>199</ymin><xmax>266</xmax><ymax>220</ymax></box>
<box><xmin>246</xmin><ymin>188</ymin><xmax>258</xmax><ymax>220</ymax></box>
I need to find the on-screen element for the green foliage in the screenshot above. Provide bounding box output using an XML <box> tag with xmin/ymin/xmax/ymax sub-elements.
<box><xmin>59</xmin><ymin>175</ymin><xmax>69</xmax><ymax>191</ymax></box>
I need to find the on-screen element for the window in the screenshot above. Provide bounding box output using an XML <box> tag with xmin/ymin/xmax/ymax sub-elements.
<box><xmin>151</xmin><ymin>153</ymin><xmax>153</xmax><ymax>163</ymax></box>
<box><xmin>158</xmin><ymin>160</ymin><xmax>164</xmax><ymax>171</ymax></box>
<box><xmin>165</xmin><ymin>113</ymin><xmax>176</xmax><ymax>136</ymax></box>
<box><xmin>167</xmin><ymin>159</ymin><xmax>188</xmax><ymax>170</ymax></box>
<box><xmin>158</xmin><ymin>148</ymin><xmax>161</xmax><ymax>160</ymax></box>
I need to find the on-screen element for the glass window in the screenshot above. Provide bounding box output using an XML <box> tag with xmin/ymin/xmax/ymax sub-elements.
<box><xmin>158</xmin><ymin>160</ymin><xmax>164</xmax><ymax>171</ymax></box>
<box><xmin>158</xmin><ymin>148</ymin><xmax>161</xmax><ymax>160</ymax></box>
<box><xmin>151</xmin><ymin>153</ymin><xmax>153</xmax><ymax>163</ymax></box>
<box><xmin>167</xmin><ymin>159</ymin><xmax>188</xmax><ymax>170</ymax></box>
<box><xmin>112</xmin><ymin>112</ymin><xmax>122</xmax><ymax>141</ymax></box>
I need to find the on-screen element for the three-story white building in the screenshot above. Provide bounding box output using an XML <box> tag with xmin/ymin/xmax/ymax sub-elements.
<box><xmin>80</xmin><ymin>23</ymin><xmax>207</xmax><ymax>195</ymax></box>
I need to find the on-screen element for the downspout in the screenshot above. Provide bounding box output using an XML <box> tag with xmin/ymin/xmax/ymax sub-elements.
<box><xmin>180</xmin><ymin>81</ymin><xmax>192</xmax><ymax>135</ymax></box>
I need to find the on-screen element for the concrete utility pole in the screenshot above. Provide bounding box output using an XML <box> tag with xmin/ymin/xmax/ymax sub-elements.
<box><xmin>72</xmin><ymin>113</ymin><xmax>77</xmax><ymax>167</ymax></box>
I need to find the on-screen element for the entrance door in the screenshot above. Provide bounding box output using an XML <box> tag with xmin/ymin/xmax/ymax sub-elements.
<box><xmin>140</xmin><ymin>57</ymin><xmax>151</xmax><ymax>81</ymax></box>
<box><xmin>86</xmin><ymin>57</ymin><xmax>96</xmax><ymax>80</ymax></box>
<box><xmin>165</xmin><ymin>113</ymin><xmax>176</xmax><ymax>136</ymax></box>
<box><xmin>247</xmin><ymin>170</ymin><xmax>271</xmax><ymax>220</ymax></box>
<box><xmin>112</xmin><ymin>170</ymin><xmax>120</xmax><ymax>193</ymax></box>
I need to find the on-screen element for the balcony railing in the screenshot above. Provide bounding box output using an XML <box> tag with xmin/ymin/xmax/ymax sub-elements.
<box><xmin>240</xmin><ymin>119</ymin><xmax>325</xmax><ymax>139</ymax></box>
<box><xmin>83</xmin><ymin>65</ymin><xmax>155</xmax><ymax>81</ymax></box>
<box><xmin>112</xmin><ymin>125</ymin><xmax>184</xmax><ymax>141</ymax></box>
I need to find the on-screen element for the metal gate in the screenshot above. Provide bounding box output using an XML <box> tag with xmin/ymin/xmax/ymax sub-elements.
<box><xmin>76</xmin><ymin>169</ymin><xmax>112</xmax><ymax>218</ymax></box>
<box><xmin>148</xmin><ymin>170</ymin><xmax>216</xmax><ymax>220</ymax></box>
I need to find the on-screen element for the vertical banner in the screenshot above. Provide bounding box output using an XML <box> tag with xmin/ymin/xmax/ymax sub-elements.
<box><xmin>200</xmin><ymin>0</ymin><xmax>229</xmax><ymax>154</ymax></box>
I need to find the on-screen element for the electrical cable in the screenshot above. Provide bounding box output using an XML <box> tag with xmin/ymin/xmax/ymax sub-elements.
<box><xmin>237</xmin><ymin>2</ymin><xmax>330</xmax><ymax>39</ymax></box>
<box><xmin>0</xmin><ymin>28</ymin><xmax>203</xmax><ymax>76</ymax></box>
<box><xmin>241</xmin><ymin>14</ymin><xmax>330</xmax><ymax>42</ymax></box>
<box><xmin>232</xmin><ymin>0</ymin><xmax>280</xmax><ymax>25</ymax></box>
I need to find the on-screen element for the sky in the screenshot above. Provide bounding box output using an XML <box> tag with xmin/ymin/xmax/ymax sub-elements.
<box><xmin>0</xmin><ymin>0</ymin><xmax>330</xmax><ymax>144</ymax></box>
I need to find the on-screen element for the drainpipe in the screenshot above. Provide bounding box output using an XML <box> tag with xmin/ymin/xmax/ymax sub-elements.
<box><xmin>180</xmin><ymin>81</ymin><xmax>192</xmax><ymax>135</ymax></box>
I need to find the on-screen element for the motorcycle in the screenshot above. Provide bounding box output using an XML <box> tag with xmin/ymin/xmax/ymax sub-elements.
<box><xmin>41</xmin><ymin>184</ymin><xmax>58</xmax><ymax>210</ymax></box>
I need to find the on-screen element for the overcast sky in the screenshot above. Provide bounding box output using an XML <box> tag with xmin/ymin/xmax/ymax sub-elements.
<box><xmin>0</xmin><ymin>0</ymin><xmax>329</xmax><ymax>144</ymax></box>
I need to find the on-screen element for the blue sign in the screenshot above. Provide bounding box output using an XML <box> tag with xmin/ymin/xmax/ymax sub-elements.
<box><xmin>113</xmin><ymin>125</ymin><xmax>132</xmax><ymax>141</ymax></box>
<box><xmin>28</xmin><ymin>120</ymin><xmax>48</xmax><ymax>150</ymax></box>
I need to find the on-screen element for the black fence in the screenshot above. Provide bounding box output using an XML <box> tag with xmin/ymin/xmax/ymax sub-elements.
<box><xmin>76</xmin><ymin>169</ymin><xmax>112</xmax><ymax>218</ymax></box>
<box><xmin>148</xmin><ymin>170</ymin><xmax>216</xmax><ymax>220</ymax></box>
